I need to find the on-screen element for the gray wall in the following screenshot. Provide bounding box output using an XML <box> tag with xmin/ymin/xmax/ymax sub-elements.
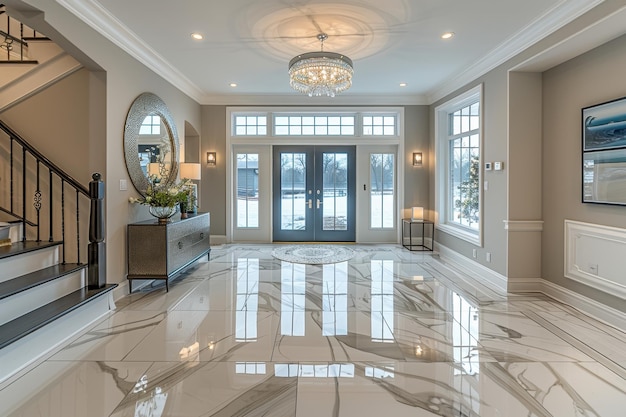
<box><xmin>542</xmin><ymin>34</ymin><xmax>626</xmax><ymax>312</ymax></box>
<box><xmin>404</xmin><ymin>105</ymin><xmax>430</xmax><ymax>215</ymax></box>
<box><xmin>1</xmin><ymin>69</ymin><xmax>91</xmax><ymax>183</ymax></box>
<box><xmin>200</xmin><ymin>106</ymin><xmax>227</xmax><ymax>236</ymax></box>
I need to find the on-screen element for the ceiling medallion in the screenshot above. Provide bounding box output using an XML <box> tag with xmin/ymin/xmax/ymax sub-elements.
<box><xmin>288</xmin><ymin>33</ymin><xmax>353</xmax><ymax>97</ymax></box>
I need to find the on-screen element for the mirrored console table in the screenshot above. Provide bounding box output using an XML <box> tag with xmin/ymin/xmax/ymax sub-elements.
<box><xmin>127</xmin><ymin>212</ymin><xmax>210</xmax><ymax>292</ymax></box>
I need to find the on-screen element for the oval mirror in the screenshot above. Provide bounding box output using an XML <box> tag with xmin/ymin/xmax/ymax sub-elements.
<box><xmin>123</xmin><ymin>93</ymin><xmax>179</xmax><ymax>195</ymax></box>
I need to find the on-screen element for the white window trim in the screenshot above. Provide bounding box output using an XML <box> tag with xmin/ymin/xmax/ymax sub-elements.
<box><xmin>434</xmin><ymin>84</ymin><xmax>483</xmax><ymax>246</ymax></box>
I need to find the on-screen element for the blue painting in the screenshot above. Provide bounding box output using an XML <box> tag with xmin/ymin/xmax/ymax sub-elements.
<box><xmin>583</xmin><ymin>97</ymin><xmax>626</xmax><ymax>151</ymax></box>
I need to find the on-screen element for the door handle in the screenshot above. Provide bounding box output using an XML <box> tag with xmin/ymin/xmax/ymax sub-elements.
<box><xmin>308</xmin><ymin>199</ymin><xmax>313</xmax><ymax>209</ymax></box>
<box><xmin>317</xmin><ymin>198</ymin><xmax>322</xmax><ymax>209</ymax></box>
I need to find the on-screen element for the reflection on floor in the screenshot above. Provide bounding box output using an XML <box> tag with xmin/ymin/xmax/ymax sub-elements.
<box><xmin>1</xmin><ymin>244</ymin><xmax>625</xmax><ymax>416</ymax></box>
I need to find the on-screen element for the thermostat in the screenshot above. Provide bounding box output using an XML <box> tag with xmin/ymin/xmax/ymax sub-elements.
<box><xmin>494</xmin><ymin>161</ymin><xmax>503</xmax><ymax>171</ymax></box>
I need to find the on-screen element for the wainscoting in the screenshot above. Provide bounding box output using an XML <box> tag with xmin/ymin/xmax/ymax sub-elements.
<box><xmin>565</xmin><ymin>220</ymin><xmax>626</xmax><ymax>300</ymax></box>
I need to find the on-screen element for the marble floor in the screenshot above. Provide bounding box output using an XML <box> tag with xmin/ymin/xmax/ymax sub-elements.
<box><xmin>1</xmin><ymin>244</ymin><xmax>626</xmax><ymax>416</ymax></box>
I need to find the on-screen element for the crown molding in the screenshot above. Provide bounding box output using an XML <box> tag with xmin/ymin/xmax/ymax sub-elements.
<box><xmin>427</xmin><ymin>0</ymin><xmax>605</xmax><ymax>104</ymax></box>
<box><xmin>198</xmin><ymin>93</ymin><xmax>429</xmax><ymax>106</ymax></box>
<box><xmin>56</xmin><ymin>0</ymin><xmax>205</xmax><ymax>102</ymax></box>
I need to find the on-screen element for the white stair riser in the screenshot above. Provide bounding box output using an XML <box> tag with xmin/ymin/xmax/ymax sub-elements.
<box><xmin>8</xmin><ymin>224</ymin><xmax>22</xmax><ymax>242</ymax></box>
<box><xmin>0</xmin><ymin>246</ymin><xmax>59</xmax><ymax>283</ymax></box>
<box><xmin>0</xmin><ymin>269</ymin><xmax>85</xmax><ymax>326</ymax></box>
<box><xmin>0</xmin><ymin>292</ymin><xmax>114</xmax><ymax>386</ymax></box>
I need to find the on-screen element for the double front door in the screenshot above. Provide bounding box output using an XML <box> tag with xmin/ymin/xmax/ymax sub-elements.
<box><xmin>273</xmin><ymin>146</ymin><xmax>356</xmax><ymax>242</ymax></box>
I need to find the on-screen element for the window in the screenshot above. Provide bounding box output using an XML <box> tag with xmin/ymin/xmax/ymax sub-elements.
<box><xmin>236</xmin><ymin>153</ymin><xmax>259</xmax><ymax>228</ymax></box>
<box><xmin>274</xmin><ymin>115</ymin><xmax>355</xmax><ymax>136</ymax></box>
<box><xmin>139</xmin><ymin>115</ymin><xmax>160</xmax><ymax>135</ymax></box>
<box><xmin>363</xmin><ymin>115</ymin><xmax>396</xmax><ymax>136</ymax></box>
<box><xmin>229</xmin><ymin>110</ymin><xmax>402</xmax><ymax>139</ymax></box>
<box><xmin>370</xmin><ymin>153</ymin><xmax>395</xmax><ymax>229</ymax></box>
<box><xmin>234</xmin><ymin>115</ymin><xmax>267</xmax><ymax>136</ymax></box>
<box><xmin>436</xmin><ymin>85</ymin><xmax>482</xmax><ymax>245</ymax></box>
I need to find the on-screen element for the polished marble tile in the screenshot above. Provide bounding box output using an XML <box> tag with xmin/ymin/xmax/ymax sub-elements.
<box><xmin>124</xmin><ymin>310</ymin><xmax>280</xmax><ymax>363</ymax></box>
<box><xmin>475</xmin><ymin>310</ymin><xmax>595</xmax><ymax>362</ymax></box>
<box><xmin>0</xmin><ymin>361</ymin><xmax>152</xmax><ymax>417</ymax></box>
<box><xmin>50</xmin><ymin>311</ymin><xmax>167</xmax><ymax>361</ymax></box>
<box><xmin>2</xmin><ymin>243</ymin><xmax>625</xmax><ymax>417</ymax></box>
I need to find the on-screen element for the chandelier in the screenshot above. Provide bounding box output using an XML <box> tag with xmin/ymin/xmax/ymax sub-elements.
<box><xmin>288</xmin><ymin>33</ymin><xmax>353</xmax><ymax>97</ymax></box>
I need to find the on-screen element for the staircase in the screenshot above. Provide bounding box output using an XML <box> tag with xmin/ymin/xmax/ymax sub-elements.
<box><xmin>0</xmin><ymin>4</ymin><xmax>82</xmax><ymax>112</ymax></box>
<box><xmin>0</xmin><ymin>120</ymin><xmax>116</xmax><ymax>384</ymax></box>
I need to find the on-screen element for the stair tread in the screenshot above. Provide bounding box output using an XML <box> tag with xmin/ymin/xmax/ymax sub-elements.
<box><xmin>0</xmin><ymin>263</ymin><xmax>86</xmax><ymax>300</ymax></box>
<box><xmin>0</xmin><ymin>241</ymin><xmax>62</xmax><ymax>260</ymax></box>
<box><xmin>0</xmin><ymin>284</ymin><xmax>117</xmax><ymax>350</ymax></box>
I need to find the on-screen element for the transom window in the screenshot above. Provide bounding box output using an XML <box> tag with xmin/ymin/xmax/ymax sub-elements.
<box><xmin>234</xmin><ymin>115</ymin><xmax>267</xmax><ymax>136</ymax></box>
<box><xmin>230</xmin><ymin>110</ymin><xmax>400</xmax><ymax>138</ymax></box>
<box><xmin>275</xmin><ymin>115</ymin><xmax>355</xmax><ymax>136</ymax></box>
<box><xmin>363</xmin><ymin>115</ymin><xmax>396</xmax><ymax>136</ymax></box>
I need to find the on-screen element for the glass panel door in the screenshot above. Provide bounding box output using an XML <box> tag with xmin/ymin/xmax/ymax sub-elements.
<box><xmin>315</xmin><ymin>146</ymin><xmax>355</xmax><ymax>241</ymax></box>
<box><xmin>273</xmin><ymin>145</ymin><xmax>355</xmax><ymax>242</ymax></box>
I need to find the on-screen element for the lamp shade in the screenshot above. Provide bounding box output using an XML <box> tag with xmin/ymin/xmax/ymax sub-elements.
<box><xmin>179</xmin><ymin>162</ymin><xmax>201</xmax><ymax>180</ymax></box>
<box><xmin>411</xmin><ymin>207</ymin><xmax>424</xmax><ymax>221</ymax></box>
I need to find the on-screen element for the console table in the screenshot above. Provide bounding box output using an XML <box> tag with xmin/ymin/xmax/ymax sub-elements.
<box><xmin>127</xmin><ymin>212</ymin><xmax>210</xmax><ymax>292</ymax></box>
<box><xmin>402</xmin><ymin>219</ymin><xmax>434</xmax><ymax>251</ymax></box>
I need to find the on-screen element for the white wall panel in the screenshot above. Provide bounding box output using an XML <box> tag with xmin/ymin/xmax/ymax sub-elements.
<box><xmin>565</xmin><ymin>220</ymin><xmax>626</xmax><ymax>299</ymax></box>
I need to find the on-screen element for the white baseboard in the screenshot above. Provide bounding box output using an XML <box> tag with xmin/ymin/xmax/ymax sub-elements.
<box><xmin>508</xmin><ymin>277</ymin><xmax>626</xmax><ymax>331</ymax></box>
<box><xmin>435</xmin><ymin>243</ymin><xmax>508</xmax><ymax>294</ymax></box>
<box><xmin>211</xmin><ymin>235</ymin><xmax>227</xmax><ymax>245</ymax></box>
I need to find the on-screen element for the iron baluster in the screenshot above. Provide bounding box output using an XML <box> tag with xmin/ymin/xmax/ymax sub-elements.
<box><xmin>61</xmin><ymin>178</ymin><xmax>65</xmax><ymax>264</ymax></box>
<box><xmin>22</xmin><ymin>146</ymin><xmax>26</xmax><ymax>241</ymax></box>
<box><xmin>34</xmin><ymin>160</ymin><xmax>41</xmax><ymax>241</ymax></box>
<box><xmin>10</xmin><ymin>138</ymin><xmax>13</xmax><ymax>213</ymax></box>
<box><xmin>49</xmin><ymin>170</ymin><xmax>53</xmax><ymax>242</ymax></box>
<box><xmin>76</xmin><ymin>189</ymin><xmax>80</xmax><ymax>264</ymax></box>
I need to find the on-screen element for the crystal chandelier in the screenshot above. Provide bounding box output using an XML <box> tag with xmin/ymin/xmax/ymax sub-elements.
<box><xmin>288</xmin><ymin>34</ymin><xmax>354</xmax><ymax>97</ymax></box>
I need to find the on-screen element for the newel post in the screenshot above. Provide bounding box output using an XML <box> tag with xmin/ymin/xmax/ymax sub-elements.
<box><xmin>88</xmin><ymin>173</ymin><xmax>106</xmax><ymax>289</ymax></box>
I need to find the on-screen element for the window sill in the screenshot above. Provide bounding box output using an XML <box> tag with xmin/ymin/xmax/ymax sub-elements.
<box><xmin>436</xmin><ymin>223</ymin><xmax>481</xmax><ymax>246</ymax></box>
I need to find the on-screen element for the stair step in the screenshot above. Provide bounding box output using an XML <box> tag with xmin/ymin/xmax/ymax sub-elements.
<box><xmin>0</xmin><ymin>284</ymin><xmax>117</xmax><ymax>350</ymax></box>
<box><xmin>0</xmin><ymin>241</ymin><xmax>61</xmax><ymax>261</ymax></box>
<box><xmin>0</xmin><ymin>263</ymin><xmax>86</xmax><ymax>301</ymax></box>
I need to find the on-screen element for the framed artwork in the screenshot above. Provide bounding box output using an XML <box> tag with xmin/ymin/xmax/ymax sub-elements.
<box><xmin>582</xmin><ymin>96</ymin><xmax>626</xmax><ymax>205</ymax></box>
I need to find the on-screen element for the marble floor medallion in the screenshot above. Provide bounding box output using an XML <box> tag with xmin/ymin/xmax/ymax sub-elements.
<box><xmin>271</xmin><ymin>245</ymin><xmax>354</xmax><ymax>264</ymax></box>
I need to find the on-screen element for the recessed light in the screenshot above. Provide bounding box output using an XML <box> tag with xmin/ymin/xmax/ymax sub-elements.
<box><xmin>191</xmin><ymin>33</ymin><xmax>203</xmax><ymax>40</ymax></box>
<box><xmin>399</xmin><ymin>83</ymin><xmax>407</xmax><ymax>87</ymax></box>
<box><xmin>441</xmin><ymin>32</ymin><xmax>454</xmax><ymax>40</ymax></box>
<box><xmin>229</xmin><ymin>83</ymin><xmax>237</xmax><ymax>87</ymax></box>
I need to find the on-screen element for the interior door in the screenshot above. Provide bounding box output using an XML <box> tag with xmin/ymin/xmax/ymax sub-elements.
<box><xmin>273</xmin><ymin>145</ymin><xmax>355</xmax><ymax>242</ymax></box>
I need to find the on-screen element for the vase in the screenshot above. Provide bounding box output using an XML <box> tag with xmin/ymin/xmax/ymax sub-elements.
<box><xmin>149</xmin><ymin>205</ymin><xmax>178</xmax><ymax>224</ymax></box>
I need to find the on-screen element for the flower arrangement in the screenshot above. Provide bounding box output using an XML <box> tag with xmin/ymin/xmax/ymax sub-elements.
<box><xmin>128</xmin><ymin>176</ymin><xmax>192</xmax><ymax>208</ymax></box>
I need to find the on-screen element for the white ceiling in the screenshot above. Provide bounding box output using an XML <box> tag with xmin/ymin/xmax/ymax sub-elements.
<box><xmin>56</xmin><ymin>0</ymin><xmax>603</xmax><ymax>104</ymax></box>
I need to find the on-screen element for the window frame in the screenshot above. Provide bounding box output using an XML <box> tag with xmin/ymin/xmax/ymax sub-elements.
<box><xmin>435</xmin><ymin>85</ymin><xmax>483</xmax><ymax>246</ymax></box>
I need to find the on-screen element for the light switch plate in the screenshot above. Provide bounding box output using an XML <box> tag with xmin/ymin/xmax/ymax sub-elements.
<box><xmin>485</xmin><ymin>162</ymin><xmax>492</xmax><ymax>171</ymax></box>
<box><xmin>119</xmin><ymin>179</ymin><xmax>127</xmax><ymax>191</ymax></box>
<box><xmin>494</xmin><ymin>161</ymin><xmax>503</xmax><ymax>171</ymax></box>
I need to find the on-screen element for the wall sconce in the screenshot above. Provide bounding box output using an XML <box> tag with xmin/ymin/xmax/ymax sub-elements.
<box><xmin>413</xmin><ymin>152</ymin><xmax>423</xmax><ymax>167</ymax></box>
<box><xmin>206</xmin><ymin>151</ymin><xmax>216</xmax><ymax>166</ymax></box>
